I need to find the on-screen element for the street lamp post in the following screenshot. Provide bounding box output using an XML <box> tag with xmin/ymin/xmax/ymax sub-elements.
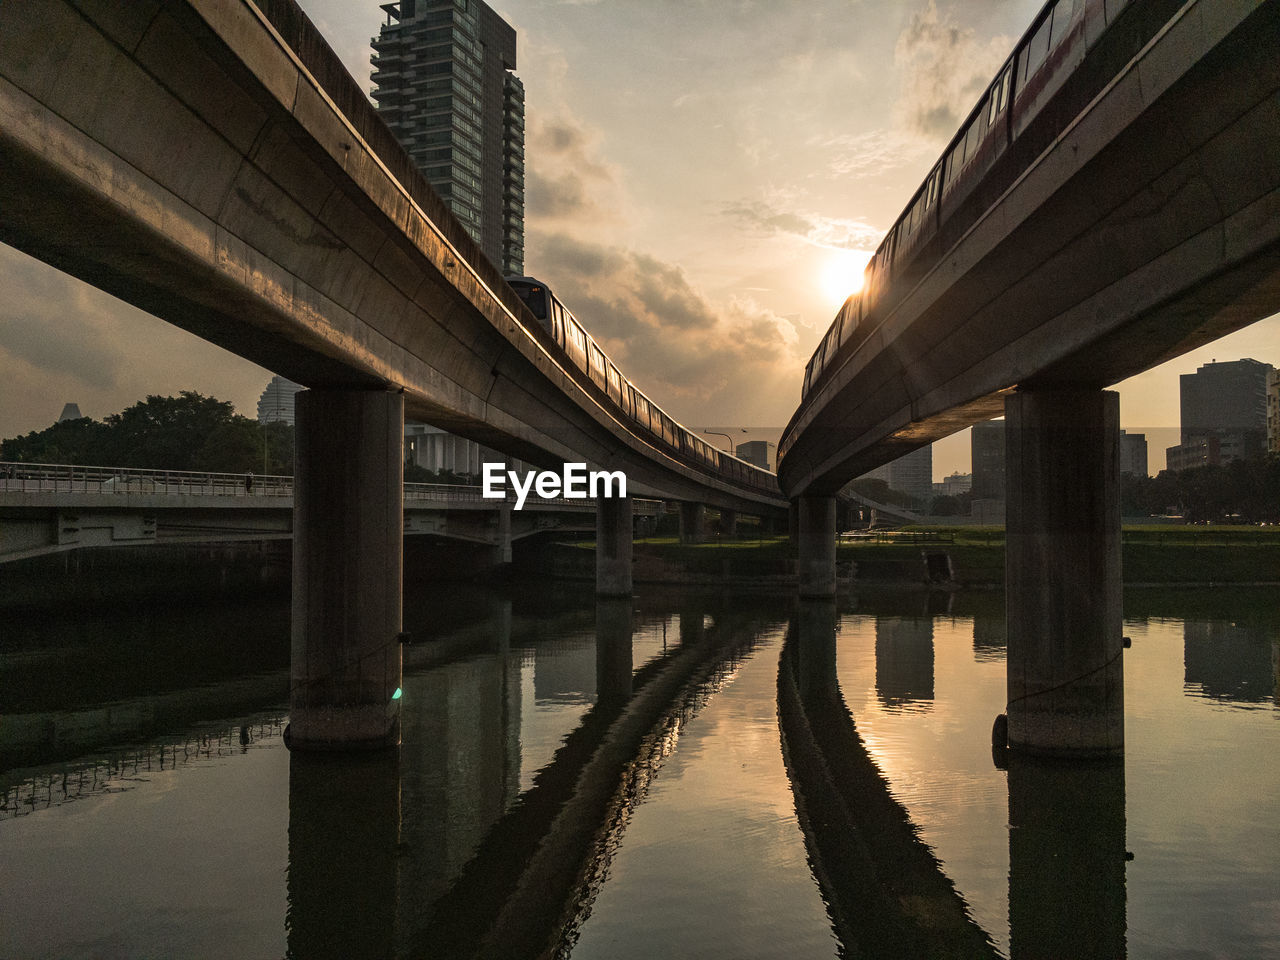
<box><xmin>703</xmin><ymin>428</ymin><xmax>748</xmax><ymax>454</ymax></box>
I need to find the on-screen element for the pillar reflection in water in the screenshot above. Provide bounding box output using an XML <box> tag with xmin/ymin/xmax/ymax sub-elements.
<box><xmin>796</xmin><ymin>598</ymin><xmax>839</xmax><ymax>706</ymax></box>
<box><xmin>1007</xmin><ymin>756</ymin><xmax>1127</xmax><ymax>959</ymax></box>
<box><xmin>286</xmin><ymin>751</ymin><xmax>400</xmax><ymax>960</ymax></box>
<box><xmin>596</xmin><ymin>598</ymin><xmax>634</xmax><ymax>705</ymax></box>
<box><xmin>395</xmin><ymin>597</ymin><xmax>523</xmax><ymax>939</ymax></box>
<box><xmin>875</xmin><ymin>617</ymin><xmax>935</xmax><ymax>709</ymax></box>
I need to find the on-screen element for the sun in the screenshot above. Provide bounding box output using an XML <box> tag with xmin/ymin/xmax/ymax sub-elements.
<box><xmin>819</xmin><ymin>248</ymin><xmax>873</xmax><ymax>308</ymax></box>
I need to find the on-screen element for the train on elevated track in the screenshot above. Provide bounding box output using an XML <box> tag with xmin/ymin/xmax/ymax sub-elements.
<box><xmin>506</xmin><ymin>276</ymin><xmax>779</xmax><ymax>495</ymax></box>
<box><xmin>800</xmin><ymin>0</ymin><xmax>1176</xmax><ymax>405</ymax></box>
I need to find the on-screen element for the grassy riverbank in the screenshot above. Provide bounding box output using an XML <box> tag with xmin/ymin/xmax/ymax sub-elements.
<box><xmin>547</xmin><ymin>525</ymin><xmax>1280</xmax><ymax>586</ymax></box>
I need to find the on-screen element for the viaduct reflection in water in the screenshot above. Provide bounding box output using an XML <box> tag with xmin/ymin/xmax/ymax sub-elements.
<box><xmin>783</xmin><ymin>599</ymin><xmax>1128</xmax><ymax>960</ymax></box>
<box><xmin>284</xmin><ymin>590</ymin><xmax>784</xmax><ymax>960</ymax></box>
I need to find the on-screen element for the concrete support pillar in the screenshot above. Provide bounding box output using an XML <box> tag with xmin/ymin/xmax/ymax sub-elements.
<box><xmin>1005</xmin><ymin>389</ymin><xmax>1123</xmax><ymax>757</ymax></box>
<box><xmin>797</xmin><ymin>494</ymin><xmax>837</xmax><ymax>598</ymax></box>
<box><xmin>290</xmin><ymin>389</ymin><xmax>404</xmax><ymax>750</ymax></box>
<box><xmin>596</xmin><ymin>495</ymin><xmax>633</xmax><ymax>596</ymax></box>
<box><xmin>720</xmin><ymin>508</ymin><xmax>738</xmax><ymax>539</ymax></box>
<box><xmin>595</xmin><ymin>597</ymin><xmax>634</xmax><ymax>705</ymax></box>
<box><xmin>679</xmin><ymin>501</ymin><xmax>706</xmax><ymax>544</ymax></box>
<box><xmin>496</xmin><ymin>503</ymin><xmax>512</xmax><ymax>566</ymax></box>
<box><xmin>787</xmin><ymin>499</ymin><xmax>800</xmax><ymax>550</ymax></box>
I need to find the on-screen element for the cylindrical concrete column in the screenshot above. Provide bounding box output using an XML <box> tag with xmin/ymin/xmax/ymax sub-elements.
<box><xmin>596</xmin><ymin>495</ymin><xmax>633</xmax><ymax>596</ymax></box>
<box><xmin>720</xmin><ymin>508</ymin><xmax>738</xmax><ymax>539</ymax></box>
<box><xmin>679</xmin><ymin>501</ymin><xmax>706</xmax><ymax>544</ymax></box>
<box><xmin>1005</xmin><ymin>388</ymin><xmax>1123</xmax><ymax>757</ymax></box>
<box><xmin>290</xmin><ymin>389</ymin><xmax>404</xmax><ymax>750</ymax></box>
<box><xmin>797</xmin><ymin>494</ymin><xmax>837</xmax><ymax>598</ymax></box>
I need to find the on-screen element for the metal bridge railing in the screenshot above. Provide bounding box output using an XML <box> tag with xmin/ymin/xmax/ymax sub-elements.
<box><xmin>0</xmin><ymin>462</ymin><xmax>604</xmax><ymax>508</ymax></box>
<box><xmin>0</xmin><ymin>461</ymin><xmax>293</xmax><ymax>497</ymax></box>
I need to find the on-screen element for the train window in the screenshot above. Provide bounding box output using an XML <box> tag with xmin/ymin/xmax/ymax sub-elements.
<box><xmin>1022</xmin><ymin>9</ymin><xmax>1053</xmax><ymax>84</ymax></box>
<box><xmin>963</xmin><ymin>106</ymin><xmax>985</xmax><ymax>159</ymax></box>
<box><xmin>588</xmin><ymin>342</ymin><xmax>607</xmax><ymax>387</ymax></box>
<box><xmin>551</xmin><ymin>301</ymin><xmax>564</xmax><ymax>343</ymax></box>
<box><xmin>607</xmin><ymin>364</ymin><xmax>623</xmax><ymax>403</ymax></box>
<box><xmin>1050</xmin><ymin>0</ymin><xmax>1081</xmax><ymax>50</ymax></box>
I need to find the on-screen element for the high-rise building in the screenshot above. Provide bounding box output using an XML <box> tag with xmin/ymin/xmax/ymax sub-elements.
<box><xmin>1118</xmin><ymin>430</ymin><xmax>1148</xmax><ymax>477</ymax></box>
<box><xmin>1176</xmin><ymin>358</ymin><xmax>1271</xmax><ymax>459</ymax></box>
<box><xmin>735</xmin><ymin>440</ymin><xmax>771</xmax><ymax>470</ymax></box>
<box><xmin>372</xmin><ymin>0</ymin><xmax>525</xmax><ymax>276</ymax></box>
<box><xmin>863</xmin><ymin>445</ymin><xmax>933</xmax><ymax>508</ymax></box>
<box><xmin>257</xmin><ymin>376</ymin><xmax>306</xmax><ymax>426</ymax></box>
<box><xmin>971</xmin><ymin>419</ymin><xmax>1006</xmax><ymax>500</ymax></box>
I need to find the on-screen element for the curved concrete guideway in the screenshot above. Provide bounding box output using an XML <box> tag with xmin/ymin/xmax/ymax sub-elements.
<box><xmin>0</xmin><ymin>0</ymin><xmax>784</xmax><ymax>516</ymax></box>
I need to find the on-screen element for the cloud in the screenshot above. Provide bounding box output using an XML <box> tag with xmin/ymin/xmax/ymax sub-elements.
<box><xmin>0</xmin><ymin>246</ymin><xmax>126</xmax><ymax>390</ymax></box>
<box><xmin>723</xmin><ymin>200</ymin><xmax>884</xmax><ymax>251</ymax></box>
<box><xmin>525</xmin><ymin>114</ymin><xmax>623</xmax><ymax>224</ymax></box>
<box><xmin>526</xmin><ymin>231</ymin><xmax>803</xmax><ymax>423</ymax></box>
<box><xmin>0</xmin><ymin>244</ymin><xmax>271</xmax><ymax>440</ymax></box>
<box><xmin>894</xmin><ymin>0</ymin><xmax>1013</xmax><ymax>141</ymax></box>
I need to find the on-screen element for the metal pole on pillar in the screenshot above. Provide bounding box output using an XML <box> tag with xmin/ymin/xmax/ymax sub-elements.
<box><xmin>289</xmin><ymin>388</ymin><xmax>404</xmax><ymax>750</ymax></box>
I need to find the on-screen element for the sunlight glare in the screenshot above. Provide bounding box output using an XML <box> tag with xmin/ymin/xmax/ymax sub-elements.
<box><xmin>820</xmin><ymin>248</ymin><xmax>873</xmax><ymax>308</ymax></box>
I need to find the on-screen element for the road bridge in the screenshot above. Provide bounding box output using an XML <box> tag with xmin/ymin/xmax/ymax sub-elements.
<box><xmin>0</xmin><ymin>461</ymin><xmax>669</xmax><ymax>564</ymax></box>
<box><xmin>779</xmin><ymin>0</ymin><xmax>1280</xmax><ymax>756</ymax></box>
<box><xmin>0</xmin><ymin>0</ymin><xmax>783</xmax><ymax>747</ymax></box>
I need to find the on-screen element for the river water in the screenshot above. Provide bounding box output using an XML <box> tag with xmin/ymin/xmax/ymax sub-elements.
<box><xmin>2</xmin><ymin>583</ymin><xmax>1277</xmax><ymax>958</ymax></box>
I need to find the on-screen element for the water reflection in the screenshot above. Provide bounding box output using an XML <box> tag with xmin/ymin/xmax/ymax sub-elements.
<box><xmin>1006</xmin><ymin>756</ymin><xmax>1127</xmax><ymax>959</ymax></box>
<box><xmin>875</xmin><ymin>616</ymin><xmax>935</xmax><ymax>710</ymax></box>
<box><xmin>287</xmin><ymin>751</ymin><xmax>401</xmax><ymax>960</ymax></box>
<box><xmin>780</xmin><ymin>599</ymin><xmax>999</xmax><ymax>959</ymax></box>
<box><xmin>1183</xmin><ymin>619</ymin><xmax>1277</xmax><ymax>704</ymax></box>
<box><xmin>4</xmin><ymin>584</ymin><xmax>1278</xmax><ymax>959</ymax></box>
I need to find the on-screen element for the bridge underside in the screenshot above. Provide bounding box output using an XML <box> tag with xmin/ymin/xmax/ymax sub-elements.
<box><xmin>780</xmin><ymin>0</ymin><xmax>1280</xmax><ymax>497</ymax></box>
<box><xmin>0</xmin><ymin>0</ymin><xmax>782</xmax><ymax>517</ymax></box>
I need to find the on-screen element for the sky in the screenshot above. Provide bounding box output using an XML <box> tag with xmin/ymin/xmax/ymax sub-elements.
<box><xmin>2</xmin><ymin>0</ymin><xmax>1276</xmax><ymax>478</ymax></box>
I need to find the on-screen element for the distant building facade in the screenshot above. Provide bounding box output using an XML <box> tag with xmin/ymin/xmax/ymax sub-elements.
<box><xmin>57</xmin><ymin>402</ymin><xmax>83</xmax><ymax>422</ymax></box>
<box><xmin>405</xmin><ymin>422</ymin><xmax>528</xmax><ymax>479</ymax></box>
<box><xmin>1167</xmin><ymin>358</ymin><xmax>1273</xmax><ymax>470</ymax></box>
<box><xmin>257</xmin><ymin>376</ymin><xmax>305</xmax><ymax>425</ymax></box>
<box><xmin>932</xmin><ymin>472</ymin><xmax>972</xmax><ymax>497</ymax></box>
<box><xmin>372</xmin><ymin>0</ymin><xmax>525</xmax><ymax>275</ymax></box>
<box><xmin>1118</xmin><ymin>430</ymin><xmax>1148</xmax><ymax>477</ymax></box>
<box><xmin>971</xmin><ymin>419</ymin><xmax>1006</xmax><ymax>500</ymax></box>
<box><xmin>735</xmin><ymin>440</ymin><xmax>771</xmax><ymax>470</ymax></box>
<box><xmin>863</xmin><ymin>445</ymin><xmax>933</xmax><ymax>507</ymax></box>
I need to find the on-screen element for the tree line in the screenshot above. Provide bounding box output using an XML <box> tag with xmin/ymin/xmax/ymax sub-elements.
<box><xmin>1120</xmin><ymin>457</ymin><xmax>1280</xmax><ymax>523</ymax></box>
<box><xmin>1</xmin><ymin>392</ymin><xmax>295</xmax><ymax>475</ymax></box>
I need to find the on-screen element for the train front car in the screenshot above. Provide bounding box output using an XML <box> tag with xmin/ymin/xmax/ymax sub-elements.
<box><xmin>506</xmin><ymin>276</ymin><xmax>553</xmax><ymax>334</ymax></box>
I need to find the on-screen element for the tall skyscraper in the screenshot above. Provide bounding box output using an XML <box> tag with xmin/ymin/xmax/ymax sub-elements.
<box><xmin>372</xmin><ymin>0</ymin><xmax>525</xmax><ymax>276</ymax></box>
<box><xmin>257</xmin><ymin>376</ymin><xmax>306</xmax><ymax>426</ymax></box>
